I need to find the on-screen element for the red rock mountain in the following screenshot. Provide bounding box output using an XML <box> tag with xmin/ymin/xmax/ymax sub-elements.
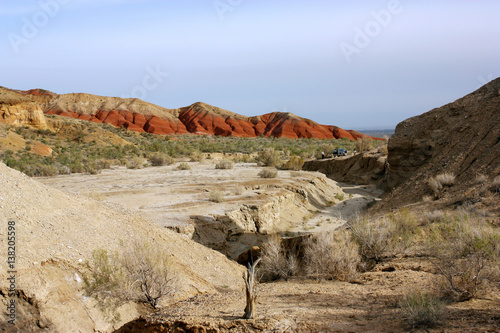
<box><xmin>0</xmin><ymin>87</ymin><xmax>378</xmax><ymax>139</ymax></box>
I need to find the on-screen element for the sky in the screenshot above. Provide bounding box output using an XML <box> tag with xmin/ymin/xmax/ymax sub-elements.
<box><xmin>1</xmin><ymin>0</ymin><xmax>499</xmax><ymax>130</ymax></box>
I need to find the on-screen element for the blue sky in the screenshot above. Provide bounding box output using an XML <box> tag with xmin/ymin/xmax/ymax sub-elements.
<box><xmin>1</xmin><ymin>0</ymin><xmax>499</xmax><ymax>130</ymax></box>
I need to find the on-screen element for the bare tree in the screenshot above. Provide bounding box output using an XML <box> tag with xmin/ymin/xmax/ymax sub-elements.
<box><xmin>243</xmin><ymin>258</ymin><xmax>261</xmax><ymax>319</ymax></box>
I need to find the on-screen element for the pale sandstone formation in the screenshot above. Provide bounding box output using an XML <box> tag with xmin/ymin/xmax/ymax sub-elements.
<box><xmin>0</xmin><ymin>102</ymin><xmax>48</xmax><ymax>129</ymax></box>
<box><xmin>0</xmin><ymin>162</ymin><xmax>244</xmax><ymax>332</ymax></box>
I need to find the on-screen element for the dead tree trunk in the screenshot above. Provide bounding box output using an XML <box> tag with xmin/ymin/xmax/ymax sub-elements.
<box><xmin>243</xmin><ymin>258</ymin><xmax>261</xmax><ymax>319</ymax></box>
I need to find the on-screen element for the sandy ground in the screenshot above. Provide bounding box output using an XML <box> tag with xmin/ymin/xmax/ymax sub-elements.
<box><xmin>117</xmin><ymin>258</ymin><xmax>500</xmax><ymax>332</ymax></box>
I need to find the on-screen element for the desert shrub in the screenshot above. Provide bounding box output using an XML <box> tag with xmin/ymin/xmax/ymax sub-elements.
<box><xmin>378</xmin><ymin>145</ymin><xmax>388</xmax><ymax>155</ymax></box>
<box><xmin>33</xmin><ymin>163</ymin><xmax>59</xmax><ymax>177</ymax></box>
<box><xmin>259</xmin><ymin>235</ymin><xmax>298</xmax><ymax>281</ymax></box>
<box><xmin>386</xmin><ymin>209</ymin><xmax>418</xmax><ymax>253</ymax></box>
<box><xmin>303</xmin><ymin>230</ymin><xmax>360</xmax><ymax>281</ymax></box>
<box><xmin>58</xmin><ymin>165</ymin><xmax>72</xmax><ymax>175</ymax></box>
<box><xmin>208</xmin><ymin>190</ymin><xmax>225</xmax><ymax>203</ymax></box>
<box><xmin>120</xmin><ymin>241</ymin><xmax>177</xmax><ymax>309</ymax></box>
<box><xmin>149</xmin><ymin>153</ymin><xmax>174</xmax><ymax>166</ymax></box>
<box><xmin>258</xmin><ymin>168</ymin><xmax>278</xmax><ymax>179</ymax></box>
<box><xmin>355</xmin><ymin>137</ymin><xmax>373</xmax><ymax>153</ymax></box>
<box><xmin>348</xmin><ymin>217</ymin><xmax>393</xmax><ymax>267</ymax></box>
<box><xmin>421</xmin><ymin>210</ymin><xmax>445</xmax><ymax>224</ymax></box>
<box><xmin>428</xmin><ymin>177</ymin><xmax>442</xmax><ymax>195</ymax></box>
<box><xmin>189</xmin><ymin>151</ymin><xmax>203</xmax><ymax>162</ymax></box>
<box><xmin>84</xmin><ymin>241</ymin><xmax>177</xmax><ymax>309</ymax></box>
<box><xmin>427</xmin><ymin>214</ymin><xmax>500</xmax><ymax>301</ymax></box>
<box><xmin>256</xmin><ymin>148</ymin><xmax>283</xmax><ymax>167</ymax></box>
<box><xmin>176</xmin><ymin>162</ymin><xmax>191</xmax><ymax>170</ymax></box>
<box><xmin>488</xmin><ymin>175</ymin><xmax>500</xmax><ymax>194</ymax></box>
<box><xmin>435</xmin><ymin>173</ymin><xmax>456</xmax><ymax>186</ymax></box>
<box><xmin>215</xmin><ymin>160</ymin><xmax>233</xmax><ymax>169</ymax></box>
<box><xmin>399</xmin><ymin>290</ymin><xmax>445</xmax><ymax>328</ymax></box>
<box><xmin>83</xmin><ymin>160</ymin><xmax>103</xmax><ymax>175</ymax></box>
<box><xmin>334</xmin><ymin>193</ymin><xmax>345</xmax><ymax>201</ymax></box>
<box><xmin>127</xmin><ymin>156</ymin><xmax>144</xmax><ymax>169</ymax></box>
<box><xmin>281</xmin><ymin>155</ymin><xmax>304</xmax><ymax>171</ymax></box>
<box><xmin>475</xmin><ymin>173</ymin><xmax>488</xmax><ymax>184</ymax></box>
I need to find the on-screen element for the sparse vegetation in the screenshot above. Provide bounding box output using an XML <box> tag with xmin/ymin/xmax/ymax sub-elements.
<box><xmin>83</xmin><ymin>241</ymin><xmax>177</xmax><ymax>309</ymax></box>
<box><xmin>426</xmin><ymin>214</ymin><xmax>499</xmax><ymax>301</ymax></box>
<box><xmin>0</xmin><ymin>117</ymin><xmax>360</xmax><ymax>177</ymax></box>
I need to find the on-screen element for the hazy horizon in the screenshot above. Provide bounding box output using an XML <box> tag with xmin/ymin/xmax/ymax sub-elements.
<box><xmin>1</xmin><ymin>0</ymin><xmax>499</xmax><ymax>130</ymax></box>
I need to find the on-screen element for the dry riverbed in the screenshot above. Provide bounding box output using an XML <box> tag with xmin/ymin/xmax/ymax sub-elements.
<box><xmin>39</xmin><ymin>161</ymin><xmax>379</xmax><ymax>258</ymax></box>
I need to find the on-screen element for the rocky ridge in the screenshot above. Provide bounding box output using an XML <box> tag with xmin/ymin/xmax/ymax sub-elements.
<box><xmin>382</xmin><ymin>77</ymin><xmax>500</xmax><ymax>210</ymax></box>
<box><xmin>0</xmin><ymin>86</ymin><xmax>379</xmax><ymax>139</ymax></box>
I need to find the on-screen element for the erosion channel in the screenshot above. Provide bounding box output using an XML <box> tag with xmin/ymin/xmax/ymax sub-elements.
<box><xmin>39</xmin><ymin>159</ymin><xmax>382</xmax><ymax>261</ymax></box>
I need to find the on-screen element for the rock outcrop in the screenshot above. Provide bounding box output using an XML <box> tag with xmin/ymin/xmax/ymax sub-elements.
<box><xmin>382</xmin><ymin>77</ymin><xmax>500</xmax><ymax>209</ymax></box>
<box><xmin>0</xmin><ymin>102</ymin><xmax>48</xmax><ymax>129</ymax></box>
<box><xmin>0</xmin><ymin>86</ymin><xmax>380</xmax><ymax>139</ymax></box>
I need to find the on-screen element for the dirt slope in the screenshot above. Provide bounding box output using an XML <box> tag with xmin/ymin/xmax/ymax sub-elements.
<box><xmin>381</xmin><ymin>77</ymin><xmax>500</xmax><ymax>210</ymax></box>
<box><xmin>0</xmin><ymin>162</ymin><xmax>244</xmax><ymax>332</ymax></box>
<box><xmin>303</xmin><ymin>150</ymin><xmax>388</xmax><ymax>185</ymax></box>
<box><xmin>0</xmin><ymin>86</ymin><xmax>379</xmax><ymax>139</ymax></box>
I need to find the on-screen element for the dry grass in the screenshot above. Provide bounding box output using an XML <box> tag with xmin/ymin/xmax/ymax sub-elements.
<box><xmin>399</xmin><ymin>290</ymin><xmax>446</xmax><ymax>328</ymax></box>
<box><xmin>176</xmin><ymin>162</ymin><xmax>191</xmax><ymax>170</ymax></box>
<box><xmin>127</xmin><ymin>156</ymin><xmax>145</xmax><ymax>169</ymax></box>
<box><xmin>208</xmin><ymin>190</ymin><xmax>225</xmax><ymax>203</ymax></box>
<box><xmin>303</xmin><ymin>230</ymin><xmax>360</xmax><ymax>281</ymax></box>
<box><xmin>149</xmin><ymin>153</ymin><xmax>174</xmax><ymax>166</ymax></box>
<box><xmin>435</xmin><ymin>172</ymin><xmax>456</xmax><ymax>186</ymax></box>
<box><xmin>258</xmin><ymin>235</ymin><xmax>297</xmax><ymax>281</ymax></box>
<box><xmin>426</xmin><ymin>214</ymin><xmax>500</xmax><ymax>301</ymax></box>
<box><xmin>215</xmin><ymin>160</ymin><xmax>234</xmax><ymax>169</ymax></box>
